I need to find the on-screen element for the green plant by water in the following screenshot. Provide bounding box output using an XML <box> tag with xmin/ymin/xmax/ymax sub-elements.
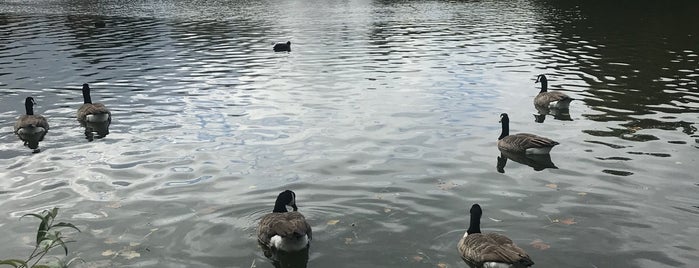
<box><xmin>0</xmin><ymin>208</ymin><xmax>81</xmax><ymax>268</ymax></box>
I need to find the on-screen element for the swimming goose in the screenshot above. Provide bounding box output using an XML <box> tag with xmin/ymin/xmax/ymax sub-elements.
<box><xmin>498</xmin><ymin>113</ymin><xmax>558</xmax><ymax>154</ymax></box>
<box><xmin>258</xmin><ymin>190</ymin><xmax>312</xmax><ymax>252</ymax></box>
<box><xmin>77</xmin><ymin>83</ymin><xmax>111</xmax><ymax>123</ymax></box>
<box><xmin>458</xmin><ymin>204</ymin><xmax>534</xmax><ymax>268</ymax></box>
<box><xmin>14</xmin><ymin>97</ymin><xmax>49</xmax><ymax>150</ymax></box>
<box><xmin>534</xmin><ymin>74</ymin><xmax>572</xmax><ymax>109</ymax></box>
<box><xmin>273</xmin><ymin>41</ymin><xmax>291</xmax><ymax>52</ymax></box>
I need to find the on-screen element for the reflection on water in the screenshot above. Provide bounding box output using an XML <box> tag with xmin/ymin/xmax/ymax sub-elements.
<box><xmin>534</xmin><ymin>105</ymin><xmax>572</xmax><ymax>123</ymax></box>
<box><xmin>82</xmin><ymin>121</ymin><xmax>109</xmax><ymax>141</ymax></box>
<box><xmin>497</xmin><ymin>151</ymin><xmax>558</xmax><ymax>173</ymax></box>
<box><xmin>259</xmin><ymin>243</ymin><xmax>309</xmax><ymax>268</ymax></box>
<box><xmin>0</xmin><ymin>0</ymin><xmax>698</xmax><ymax>268</ymax></box>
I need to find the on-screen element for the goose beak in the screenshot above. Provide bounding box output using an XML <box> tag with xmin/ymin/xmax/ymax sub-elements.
<box><xmin>291</xmin><ymin>204</ymin><xmax>298</xmax><ymax>211</ymax></box>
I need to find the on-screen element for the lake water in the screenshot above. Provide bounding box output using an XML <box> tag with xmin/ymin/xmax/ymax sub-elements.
<box><xmin>1</xmin><ymin>0</ymin><xmax>698</xmax><ymax>267</ymax></box>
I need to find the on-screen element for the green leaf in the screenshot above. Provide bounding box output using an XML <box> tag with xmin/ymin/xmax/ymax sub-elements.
<box><xmin>50</xmin><ymin>208</ymin><xmax>59</xmax><ymax>218</ymax></box>
<box><xmin>0</xmin><ymin>259</ymin><xmax>27</xmax><ymax>267</ymax></box>
<box><xmin>54</xmin><ymin>237</ymin><xmax>69</xmax><ymax>256</ymax></box>
<box><xmin>64</xmin><ymin>257</ymin><xmax>84</xmax><ymax>267</ymax></box>
<box><xmin>19</xmin><ymin>213</ymin><xmax>44</xmax><ymax>221</ymax></box>
<box><xmin>36</xmin><ymin>217</ymin><xmax>50</xmax><ymax>245</ymax></box>
<box><xmin>51</xmin><ymin>222</ymin><xmax>80</xmax><ymax>233</ymax></box>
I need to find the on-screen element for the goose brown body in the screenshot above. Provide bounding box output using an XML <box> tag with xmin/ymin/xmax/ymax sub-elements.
<box><xmin>257</xmin><ymin>190</ymin><xmax>312</xmax><ymax>252</ymax></box>
<box><xmin>459</xmin><ymin>233</ymin><xmax>533</xmax><ymax>267</ymax></box>
<box><xmin>498</xmin><ymin>133</ymin><xmax>559</xmax><ymax>154</ymax></box>
<box><xmin>498</xmin><ymin>113</ymin><xmax>558</xmax><ymax>154</ymax></box>
<box><xmin>77</xmin><ymin>83</ymin><xmax>111</xmax><ymax>123</ymax></box>
<box><xmin>14</xmin><ymin>97</ymin><xmax>49</xmax><ymax>150</ymax></box>
<box><xmin>458</xmin><ymin>204</ymin><xmax>534</xmax><ymax>268</ymax></box>
<box><xmin>258</xmin><ymin>211</ymin><xmax>312</xmax><ymax>245</ymax></box>
<box><xmin>534</xmin><ymin>74</ymin><xmax>572</xmax><ymax>108</ymax></box>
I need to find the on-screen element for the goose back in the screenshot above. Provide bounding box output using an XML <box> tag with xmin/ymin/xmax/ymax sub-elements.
<box><xmin>258</xmin><ymin>211</ymin><xmax>312</xmax><ymax>251</ymax></box>
<box><xmin>78</xmin><ymin>103</ymin><xmax>111</xmax><ymax>123</ymax></box>
<box><xmin>258</xmin><ymin>190</ymin><xmax>312</xmax><ymax>252</ymax></box>
<box><xmin>498</xmin><ymin>133</ymin><xmax>559</xmax><ymax>154</ymax></box>
<box><xmin>458</xmin><ymin>233</ymin><xmax>534</xmax><ymax>267</ymax></box>
<box><xmin>258</xmin><ymin>211</ymin><xmax>312</xmax><ymax>242</ymax></box>
<box><xmin>534</xmin><ymin>91</ymin><xmax>573</xmax><ymax>108</ymax></box>
<box><xmin>458</xmin><ymin>204</ymin><xmax>533</xmax><ymax>268</ymax></box>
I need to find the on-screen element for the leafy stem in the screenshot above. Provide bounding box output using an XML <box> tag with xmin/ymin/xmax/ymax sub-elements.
<box><xmin>1</xmin><ymin>208</ymin><xmax>81</xmax><ymax>268</ymax></box>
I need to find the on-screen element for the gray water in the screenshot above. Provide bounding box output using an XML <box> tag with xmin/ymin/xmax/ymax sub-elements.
<box><xmin>1</xmin><ymin>0</ymin><xmax>698</xmax><ymax>267</ymax></box>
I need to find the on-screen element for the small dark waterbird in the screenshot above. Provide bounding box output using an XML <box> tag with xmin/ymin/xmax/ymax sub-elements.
<box><xmin>14</xmin><ymin>97</ymin><xmax>49</xmax><ymax>150</ymax></box>
<box><xmin>498</xmin><ymin>113</ymin><xmax>559</xmax><ymax>154</ymax></box>
<box><xmin>534</xmin><ymin>74</ymin><xmax>573</xmax><ymax>109</ymax></box>
<box><xmin>77</xmin><ymin>83</ymin><xmax>111</xmax><ymax>124</ymax></box>
<box><xmin>273</xmin><ymin>41</ymin><xmax>291</xmax><ymax>52</ymax></box>
<box><xmin>258</xmin><ymin>190</ymin><xmax>312</xmax><ymax>252</ymax></box>
<box><xmin>458</xmin><ymin>204</ymin><xmax>534</xmax><ymax>268</ymax></box>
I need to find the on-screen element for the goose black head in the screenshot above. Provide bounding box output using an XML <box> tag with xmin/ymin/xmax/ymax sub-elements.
<box><xmin>24</xmin><ymin>97</ymin><xmax>36</xmax><ymax>115</ymax></box>
<box><xmin>273</xmin><ymin>190</ymin><xmax>298</xmax><ymax>213</ymax></box>
<box><xmin>499</xmin><ymin>113</ymin><xmax>509</xmax><ymax>123</ymax></box>
<box><xmin>82</xmin><ymin>83</ymin><xmax>92</xmax><ymax>104</ymax></box>
<box><xmin>498</xmin><ymin>113</ymin><xmax>510</xmax><ymax>140</ymax></box>
<box><xmin>467</xmin><ymin>204</ymin><xmax>483</xmax><ymax>234</ymax></box>
<box><xmin>535</xmin><ymin>74</ymin><xmax>548</xmax><ymax>92</ymax></box>
<box><xmin>470</xmin><ymin>204</ymin><xmax>482</xmax><ymax>216</ymax></box>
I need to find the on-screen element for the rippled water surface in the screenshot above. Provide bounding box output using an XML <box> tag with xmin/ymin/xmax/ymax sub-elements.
<box><xmin>1</xmin><ymin>0</ymin><xmax>698</xmax><ymax>267</ymax></box>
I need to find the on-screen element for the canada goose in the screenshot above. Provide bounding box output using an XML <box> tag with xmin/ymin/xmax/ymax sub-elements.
<box><xmin>14</xmin><ymin>97</ymin><xmax>49</xmax><ymax>150</ymax></box>
<box><xmin>258</xmin><ymin>190</ymin><xmax>312</xmax><ymax>252</ymax></box>
<box><xmin>534</xmin><ymin>74</ymin><xmax>572</xmax><ymax>109</ymax></box>
<box><xmin>498</xmin><ymin>113</ymin><xmax>559</xmax><ymax>154</ymax></box>
<box><xmin>458</xmin><ymin>204</ymin><xmax>534</xmax><ymax>268</ymax></box>
<box><xmin>273</xmin><ymin>41</ymin><xmax>291</xmax><ymax>52</ymax></box>
<box><xmin>77</xmin><ymin>83</ymin><xmax>111</xmax><ymax>123</ymax></box>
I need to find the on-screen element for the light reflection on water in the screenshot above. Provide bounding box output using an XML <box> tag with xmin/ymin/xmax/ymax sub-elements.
<box><xmin>0</xmin><ymin>0</ymin><xmax>698</xmax><ymax>267</ymax></box>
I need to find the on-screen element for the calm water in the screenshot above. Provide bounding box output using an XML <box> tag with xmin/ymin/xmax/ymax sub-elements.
<box><xmin>1</xmin><ymin>0</ymin><xmax>698</xmax><ymax>267</ymax></box>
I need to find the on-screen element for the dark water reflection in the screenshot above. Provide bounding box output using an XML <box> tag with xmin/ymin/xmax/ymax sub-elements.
<box><xmin>1</xmin><ymin>0</ymin><xmax>698</xmax><ymax>268</ymax></box>
<box><xmin>497</xmin><ymin>151</ymin><xmax>558</xmax><ymax>173</ymax></box>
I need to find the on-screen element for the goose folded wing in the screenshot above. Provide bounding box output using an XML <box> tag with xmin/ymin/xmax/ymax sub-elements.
<box><xmin>540</xmin><ymin>91</ymin><xmax>571</xmax><ymax>102</ymax></box>
<box><xmin>511</xmin><ymin>133</ymin><xmax>559</xmax><ymax>148</ymax></box>
<box><xmin>15</xmin><ymin>115</ymin><xmax>49</xmax><ymax>130</ymax></box>
<box><xmin>260</xmin><ymin>212</ymin><xmax>310</xmax><ymax>239</ymax></box>
<box><xmin>478</xmin><ymin>233</ymin><xmax>532</xmax><ymax>264</ymax></box>
<box><xmin>80</xmin><ymin>103</ymin><xmax>111</xmax><ymax>115</ymax></box>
